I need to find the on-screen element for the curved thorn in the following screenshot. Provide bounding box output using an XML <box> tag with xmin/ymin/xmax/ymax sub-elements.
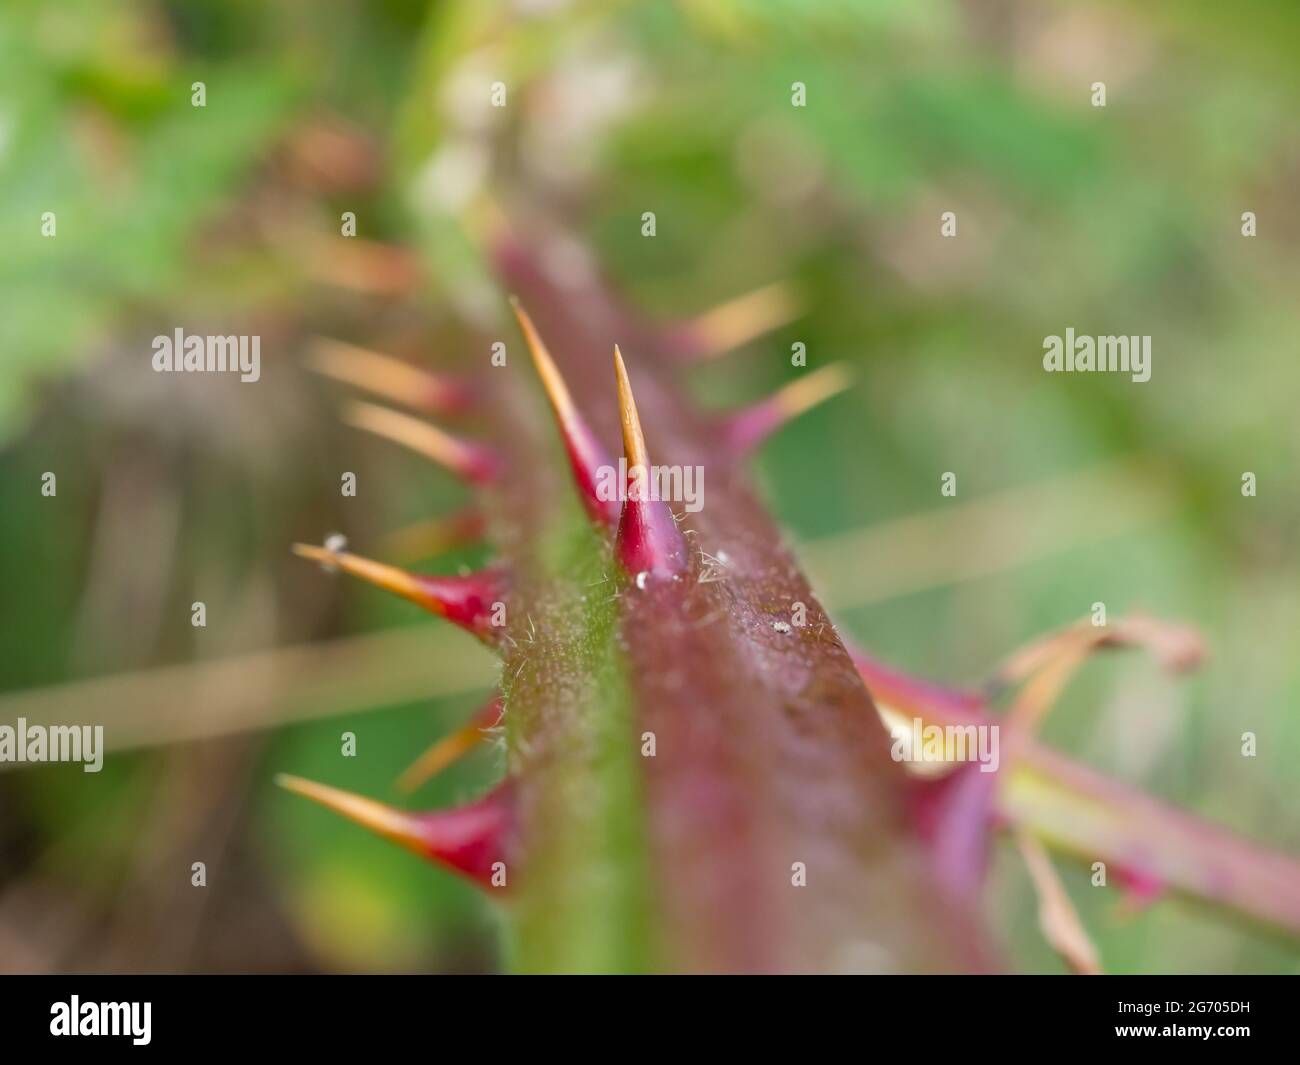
<box><xmin>990</xmin><ymin>613</ymin><xmax>1206</xmax><ymax>734</ymax></box>
<box><xmin>396</xmin><ymin>695</ymin><xmax>504</xmax><ymax>794</ymax></box>
<box><xmin>1004</xmin><ymin>640</ymin><xmax>1095</xmax><ymax>736</ymax></box>
<box><xmin>292</xmin><ymin>542</ymin><xmax>508</xmax><ymax>642</ymax></box>
<box><xmin>988</xmin><ymin>613</ymin><xmax>1204</xmax><ymax>697</ymax></box>
<box><xmin>1015</xmin><ymin>828</ymin><xmax>1103</xmax><ymax>975</ymax></box>
<box><xmin>510</xmin><ymin>298</ymin><xmax>620</xmax><ymax>527</ymax></box>
<box><xmin>721</xmin><ymin>363</ymin><xmax>853</xmax><ymax>454</ymax></box>
<box><xmin>613</xmin><ymin>345</ymin><xmax>688</xmax><ymax>580</ymax></box>
<box><xmin>306</xmin><ymin>337</ymin><xmax>473</xmax><ymax>416</ymax></box>
<box><xmin>277</xmin><ymin>774</ymin><xmax>513</xmax><ymax>888</ymax></box>
<box><xmin>343</xmin><ymin>400</ymin><xmax>501</xmax><ymax>484</ymax></box>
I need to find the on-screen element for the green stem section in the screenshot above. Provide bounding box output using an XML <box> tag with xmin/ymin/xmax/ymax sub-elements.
<box><xmin>504</xmin><ymin>521</ymin><xmax>654</xmax><ymax>973</ymax></box>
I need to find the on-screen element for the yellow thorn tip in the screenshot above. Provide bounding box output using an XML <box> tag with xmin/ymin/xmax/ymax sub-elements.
<box><xmin>342</xmin><ymin>400</ymin><xmax>483</xmax><ymax>479</ymax></box>
<box><xmin>773</xmin><ymin>363</ymin><xmax>853</xmax><ymax>419</ymax></box>
<box><xmin>291</xmin><ymin>542</ymin><xmax>439</xmax><ymax>613</ymax></box>
<box><xmin>613</xmin><ymin>345</ymin><xmax>650</xmax><ymax>470</ymax></box>
<box><xmin>396</xmin><ymin>721</ymin><xmax>490</xmax><ymax>794</ymax></box>
<box><xmin>276</xmin><ymin>774</ymin><xmax>427</xmax><ymax>856</ymax></box>
<box><xmin>305</xmin><ymin>338</ymin><xmax>444</xmax><ymax>411</ymax></box>
<box><xmin>690</xmin><ymin>280</ymin><xmax>804</xmax><ymax>357</ymax></box>
<box><xmin>510</xmin><ymin>300</ymin><xmax>579</xmax><ymax>428</ymax></box>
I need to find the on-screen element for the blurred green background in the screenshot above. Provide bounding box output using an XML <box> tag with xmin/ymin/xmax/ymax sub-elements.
<box><xmin>0</xmin><ymin>0</ymin><xmax>1296</xmax><ymax>973</ymax></box>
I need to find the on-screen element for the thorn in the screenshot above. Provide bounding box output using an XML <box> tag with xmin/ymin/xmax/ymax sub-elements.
<box><xmin>277</xmin><ymin>774</ymin><xmax>513</xmax><ymax>888</ymax></box>
<box><xmin>875</xmin><ymin>700</ymin><xmax>959</xmax><ymax>779</ymax></box>
<box><xmin>306</xmin><ymin>337</ymin><xmax>473</xmax><ymax>416</ymax></box>
<box><xmin>846</xmin><ymin>642</ymin><xmax>987</xmax><ymax>727</ymax></box>
<box><xmin>509</xmin><ymin>298</ymin><xmax>619</xmax><ymax>527</ymax></box>
<box><xmin>343</xmin><ymin>401</ymin><xmax>501</xmax><ymax>484</ymax></box>
<box><xmin>1004</xmin><ymin>640</ymin><xmax>1094</xmax><ymax>736</ymax></box>
<box><xmin>292</xmin><ymin>542</ymin><xmax>508</xmax><ymax>642</ymax></box>
<box><xmin>1105</xmin><ymin>614</ymin><xmax>1205</xmax><ymax>673</ymax></box>
<box><xmin>282</xmin><ymin>114</ymin><xmax>381</xmax><ymax>194</ymax></box>
<box><xmin>907</xmin><ymin>761</ymin><xmax>1000</xmax><ymax>897</ymax></box>
<box><xmin>1015</xmin><ymin>828</ymin><xmax>1103</xmax><ymax>975</ymax></box>
<box><xmin>396</xmin><ymin>695</ymin><xmax>504</xmax><ymax>794</ymax></box>
<box><xmin>614</xmin><ymin>345</ymin><xmax>652</xmax><ymax>472</ymax></box>
<box><xmin>720</xmin><ymin>364</ymin><xmax>853</xmax><ymax>454</ymax></box>
<box><xmin>857</xmin><ymin>650</ymin><xmax>1000</xmax><ymax>892</ymax></box>
<box><xmin>665</xmin><ymin>280</ymin><xmax>804</xmax><ymax>361</ymax></box>
<box><xmin>379</xmin><ymin>508</ymin><xmax>487</xmax><ymax>562</ymax></box>
<box><xmin>990</xmin><ymin>613</ymin><xmax>1206</xmax><ymax>735</ymax></box>
<box><xmin>989</xmin><ymin>613</ymin><xmax>1204</xmax><ymax>695</ymax></box>
<box><xmin>303</xmin><ymin>237</ymin><xmax>422</xmax><ymax>296</ymax></box>
<box><xmin>612</xmin><ymin>346</ymin><xmax>688</xmax><ymax>580</ymax></box>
